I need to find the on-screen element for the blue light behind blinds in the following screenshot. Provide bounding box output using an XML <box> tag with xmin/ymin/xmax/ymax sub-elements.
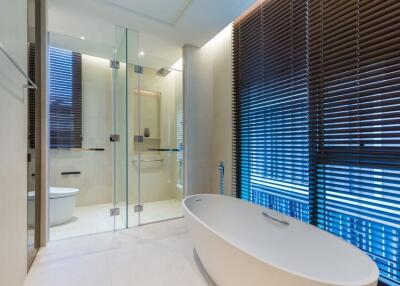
<box><xmin>49</xmin><ymin>47</ymin><xmax>82</xmax><ymax>148</ymax></box>
<box><xmin>233</xmin><ymin>0</ymin><xmax>400</xmax><ymax>284</ymax></box>
<box><xmin>309</xmin><ymin>1</ymin><xmax>400</xmax><ymax>284</ymax></box>
<box><xmin>233</xmin><ymin>0</ymin><xmax>310</xmax><ymax>222</ymax></box>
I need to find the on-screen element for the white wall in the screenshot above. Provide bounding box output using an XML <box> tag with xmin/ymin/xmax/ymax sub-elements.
<box><xmin>0</xmin><ymin>0</ymin><xmax>28</xmax><ymax>285</ymax></box>
<box><xmin>183</xmin><ymin>24</ymin><xmax>233</xmax><ymax>196</ymax></box>
<box><xmin>183</xmin><ymin>45</ymin><xmax>214</xmax><ymax>196</ymax></box>
<box><xmin>207</xmin><ymin>25</ymin><xmax>233</xmax><ymax>196</ymax></box>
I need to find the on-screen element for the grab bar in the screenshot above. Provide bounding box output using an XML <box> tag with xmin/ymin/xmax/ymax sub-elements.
<box><xmin>0</xmin><ymin>42</ymin><xmax>37</xmax><ymax>90</ymax></box>
<box><xmin>262</xmin><ymin>212</ymin><xmax>290</xmax><ymax>226</ymax></box>
<box><xmin>133</xmin><ymin>159</ymin><xmax>164</xmax><ymax>163</ymax></box>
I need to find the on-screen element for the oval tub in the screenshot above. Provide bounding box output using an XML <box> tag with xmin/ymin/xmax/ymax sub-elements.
<box><xmin>183</xmin><ymin>194</ymin><xmax>379</xmax><ymax>286</ymax></box>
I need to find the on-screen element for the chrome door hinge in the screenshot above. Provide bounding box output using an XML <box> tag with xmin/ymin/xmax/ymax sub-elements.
<box><xmin>110</xmin><ymin>134</ymin><xmax>120</xmax><ymax>142</ymax></box>
<box><xmin>134</xmin><ymin>204</ymin><xmax>143</xmax><ymax>213</ymax></box>
<box><xmin>134</xmin><ymin>65</ymin><xmax>143</xmax><ymax>74</ymax></box>
<box><xmin>110</xmin><ymin>208</ymin><xmax>120</xmax><ymax>216</ymax></box>
<box><xmin>110</xmin><ymin>60</ymin><xmax>120</xmax><ymax>69</ymax></box>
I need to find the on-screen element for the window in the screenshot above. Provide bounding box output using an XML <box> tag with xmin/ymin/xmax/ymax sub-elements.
<box><xmin>49</xmin><ymin>47</ymin><xmax>82</xmax><ymax>148</ymax></box>
<box><xmin>176</xmin><ymin>109</ymin><xmax>184</xmax><ymax>187</ymax></box>
<box><xmin>28</xmin><ymin>43</ymin><xmax>36</xmax><ymax>149</ymax></box>
<box><xmin>233</xmin><ymin>0</ymin><xmax>310</xmax><ymax>221</ymax></box>
<box><xmin>309</xmin><ymin>0</ymin><xmax>400</xmax><ymax>284</ymax></box>
<box><xmin>233</xmin><ymin>0</ymin><xmax>400</xmax><ymax>284</ymax></box>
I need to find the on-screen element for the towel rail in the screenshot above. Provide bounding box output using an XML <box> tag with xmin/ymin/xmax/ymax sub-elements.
<box><xmin>0</xmin><ymin>42</ymin><xmax>37</xmax><ymax>90</ymax></box>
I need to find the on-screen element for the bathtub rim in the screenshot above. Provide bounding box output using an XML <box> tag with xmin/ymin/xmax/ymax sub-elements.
<box><xmin>183</xmin><ymin>194</ymin><xmax>379</xmax><ymax>286</ymax></box>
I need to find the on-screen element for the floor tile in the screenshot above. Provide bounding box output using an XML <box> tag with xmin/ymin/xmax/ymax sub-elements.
<box><xmin>50</xmin><ymin>199</ymin><xmax>183</xmax><ymax>241</ymax></box>
<box><xmin>25</xmin><ymin>219</ymin><xmax>208</xmax><ymax>286</ymax></box>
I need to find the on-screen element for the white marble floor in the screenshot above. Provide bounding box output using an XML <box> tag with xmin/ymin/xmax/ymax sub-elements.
<box><xmin>130</xmin><ymin>199</ymin><xmax>183</xmax><ymax>226</ymax></box>
<box><xmin>25</xmin><ymin>219</ymin><xmax>208</xmax><ymax>286</ymax></box>
<box><xmin>50</xmin><ymin>199</ymin><xmax>183</xmax><ymax>241</ymax></box>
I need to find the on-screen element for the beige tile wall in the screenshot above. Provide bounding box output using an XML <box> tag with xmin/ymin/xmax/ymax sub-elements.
<box><xmin>0</xmin><ymin>0</ymin><xmax>28</xmax><ymax>285</ymax></box>
<box><xmin>183</xmin><ymin>24</ymin><xmax>233</xmax><ymax>196</ymax></box>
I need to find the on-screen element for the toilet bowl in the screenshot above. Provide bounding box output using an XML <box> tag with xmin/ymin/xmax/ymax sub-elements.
<box><xmin>28</xmin><ymin>187</ymin><xmax>80</xmax><ymax>227</ymax></box>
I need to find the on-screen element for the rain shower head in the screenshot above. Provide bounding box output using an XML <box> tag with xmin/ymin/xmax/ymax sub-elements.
<box><xmin>156</xmin><ymin>67</ymin><xmax>171</xmax><ymax>77</ymax></box>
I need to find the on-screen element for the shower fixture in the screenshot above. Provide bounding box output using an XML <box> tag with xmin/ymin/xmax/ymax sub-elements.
<box><xmin>156</xmin><ymin>67</ymin><xmax>171</xmax><ymax>77</ymax></box>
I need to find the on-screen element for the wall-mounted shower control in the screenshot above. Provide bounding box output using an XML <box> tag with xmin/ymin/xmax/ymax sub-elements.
<box><xmin>219</xmin><ymin>161</ymin><xmax>224</xmax><ymax>195</ymax></box>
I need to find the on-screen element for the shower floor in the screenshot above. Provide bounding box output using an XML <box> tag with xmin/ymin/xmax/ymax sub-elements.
<box><xmin>49</xmin><ymin>199</ymin><xmax>183</xmax><ymax>241</ymax></box>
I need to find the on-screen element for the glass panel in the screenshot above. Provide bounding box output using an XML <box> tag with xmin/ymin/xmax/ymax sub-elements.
<box><xmin>48</xmin><ymin>31</ymin><xmax>127</xmax><ymax>240</ymax></box>
<box><xmin>127</xmin><ymin>29</ymin><xmax>141</xmax><ymax>227</ymax></box>
<box><xmin>132</xmin><ymin>52</ymin><xmax>184</xmax><ymax>225</ymax></box>
<box><xmin>113</xmin><ymin>26</ymin><xmax>128</xmax><ymax>230</ymax></box>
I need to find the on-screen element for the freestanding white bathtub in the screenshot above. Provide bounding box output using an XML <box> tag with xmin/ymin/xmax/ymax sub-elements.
<box><xmin>183</xmin><ymin>194</ymin><xmax>379</xmax><ymax>286</ymax></box>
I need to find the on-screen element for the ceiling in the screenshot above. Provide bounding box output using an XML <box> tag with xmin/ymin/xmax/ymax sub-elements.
<box><xmin>47</xmin><ymin>0</ymin><xmax>256</xmax><ymax>69</ymax></box>
<box><xmin>103</xmin><ymin>0</ymin><xmax>191</xmax><ymax>25</ymax></box>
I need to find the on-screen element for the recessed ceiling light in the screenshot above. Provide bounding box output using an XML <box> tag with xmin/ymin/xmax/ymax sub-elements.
<box><xmin>80</xmin><ymin>36</ymin><xmax>86</xmax><ymax>40</ymax></box>
<box><xmin>139</xmin><ymin>51</ymin><xmax>144</xmax><ymax>56</ymax></box>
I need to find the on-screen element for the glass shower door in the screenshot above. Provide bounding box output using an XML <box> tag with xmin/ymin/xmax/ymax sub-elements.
<box><xmin>131</xmin><ymin>55</ymin><xmax>184</xmax><ymax>225</ymax></box>
<box><xmin>47</xmin><ymin>28</ymin><xmax>132</xmax><ymax>240</ymax></box>
<box><xmin>113</xmin><ymin>27</ymin><xmax>129</xmax><ymax>230</ymax></box>
<box><xmin>127</xmin><ymin>29</ymin><xmax>141</xmax><ymax>227</ymax></box>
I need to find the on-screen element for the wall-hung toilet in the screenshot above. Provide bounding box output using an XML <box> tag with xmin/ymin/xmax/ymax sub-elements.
<box><xmin>28</xmin><ymin>187</ymin><xmax>80</xmax><ymax>227</ymax></box>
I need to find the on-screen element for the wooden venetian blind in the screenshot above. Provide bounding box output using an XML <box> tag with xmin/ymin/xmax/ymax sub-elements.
<box><xmin>28</xmin><ymin>43</ymin><xmax>36</xmax><ymax>149</ymax></box>
<box><xmin>309</xmin><ymin>0</ymin><xmax>400</xmax><ymax>284</ymax></box>
<box><xmin>232</xmin><ymin>0</ymin><xmax>310</xmax><ymax>221</ymax></box>
<box><xmin>49</xmin><ymin>47</ymin><xmax>82</xmax><ymax>149</ymax></box>
<box><xmin>234</xmin><ymin>0</ymin><xmax>400</xmax><ymax>284</ymax></box>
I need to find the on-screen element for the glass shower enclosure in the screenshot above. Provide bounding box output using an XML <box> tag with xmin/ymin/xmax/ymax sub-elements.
<box><xmin>128</xmin><ymin>45</ymin><xmax>184</xmax><ymax>226</ymax></box>
<box><xmin>47</xmin><ymin>26</ymin><xmax>183</xmax><ymax>240</ymax></box>
<box><xmin>47</xmin><ymin>26</ymin><xmax>131</xmax><ymax>240</ymax></box>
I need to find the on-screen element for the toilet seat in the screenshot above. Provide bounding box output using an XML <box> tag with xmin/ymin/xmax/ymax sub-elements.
<box><xmin>49</xmin><ymin>187</ymin><xmax>79</xmax><ymax>199</ymax></box>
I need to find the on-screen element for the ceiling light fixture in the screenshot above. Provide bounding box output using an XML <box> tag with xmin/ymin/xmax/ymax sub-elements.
<box><xmin>139</xmin><ymin>51</ymin><xmax>144</xmax><ymax>56</ymax></box>
<box><xmin>80</xmin><ymin>36</ymin><xmax>86</xmax><ymax>40</ymax></box>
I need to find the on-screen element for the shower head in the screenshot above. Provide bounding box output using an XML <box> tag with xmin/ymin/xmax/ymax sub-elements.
<box><xmin>156</xmin><ymin>67</ymin><xmax>171</xmax><ymax>77</ymax></box>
